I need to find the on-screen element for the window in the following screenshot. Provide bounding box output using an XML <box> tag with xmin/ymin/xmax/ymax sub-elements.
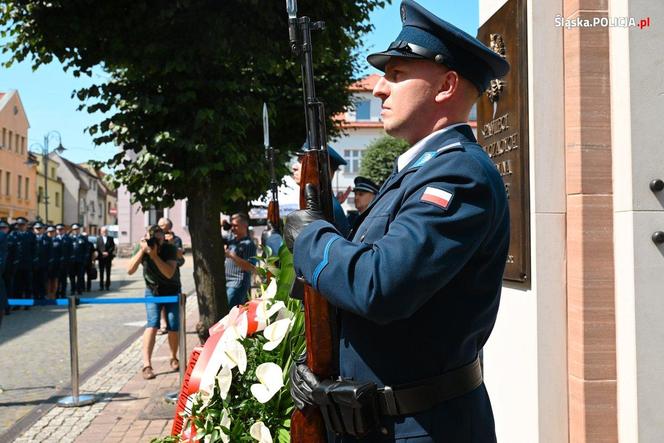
<box><xmin>90</xmin><ymin>200</ymin><xmax>95</xmax><ymax>214</ymax></box>
<box><xmin>4</xmin><ymin>172</ymin><xmax>9</xmax><ymax>195</ymax></box>
<box><xmin>17</xmin><ymin>175</ymin><xmax>22</xmax><ymax>199</ymax></box>
<box><xmin>8</xmin><ymin>130</ymin><xmax>12</xmax><ymax>150</ymax></box>
<box><xmin>25</xmin><ymin>177</ymin><xmax>29</xmax><ymax>200</ymax></box>
<box><xmin>108</xmin><ymin>202</ymin><xmax>112</xmax><ymax>213</ymax></box>
<box><xmin>55</xmin><ymin>192</ymin><xmax>60</xmax><ymax>207</ymax></box>
<box><xmin>98</xmin><ymin>202</ymin><xmax>102</xmax><ymax>216</ymax></box>
<box><xmin>51</xmin><ymin>167</ymin><xmax>56</xmax><ymax>179</ymax></box>
<box><xmin>1</xmin><ymin>128</ymin><xmax>5</xmax><ymax>148</ymax></box>
<box><xmin>20</xmin><ymin>136</ymin><xmax>25</xmax><ymax>155</ymax></box>
<box><xmin>38</xmin><ymin>186</ymin><xmax>44</xmax><ymax>203</ymax></box>
<box><xmin>148</xmin><ymin>207</ymin><xmax>164</xmax><ymax>225</ymax></box>
<box><xmin>343</xmin><ymin>149</ymin><xmax>364</xmax><ymax>174</ymax></box>
<box><xmin>355</xmin><ymin>100</ymin><xmax>371</xmax><ymax>120</ymax></box>
<box><xmin>16</xmin><ymin>134</ymin><xmax>20</xmax><ymax>154</ymax></box>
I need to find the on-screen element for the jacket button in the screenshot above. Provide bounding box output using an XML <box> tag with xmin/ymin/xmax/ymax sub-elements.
<box><xmin>360</xmin><ymin>233</ymin><xmax>367</xmax><ymax>242</ymax></box>
<box><xmin>380</xmin><ymin>427</ymin><xmax>389</xmax><ymax>436</ymax></box>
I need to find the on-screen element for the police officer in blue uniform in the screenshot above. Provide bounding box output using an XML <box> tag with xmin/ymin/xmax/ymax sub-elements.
<box><xmin>69</xmin><ymin>223</ymin><xmax>88</xmax><ymax>295</ymax></box>
<box><xmin>32</xmin><ymin>221</ymin><xmax>52</xmax><ymax>300</ymax></box>
<box><xmin>0</xmin><ymin>220</ymin><xmax>8</xmax><ymax>324</ymax></box>
<box><xmin>12</xmin><ymin>217</ymin><xmax>36</xmax><ymax>306</ymax></box>
<box><xmin>54</xmin><ymin>223</ymin><xmax>71</xmax><ymax>298</ymax></box>
<box><xmin>285</xmin><ymin>1</ymin><xmax>510</xmax><ymax>441</ymax></box>
<box><xmin>2</xmin><ymin>221</ymin><xmax>15</xmax><ymax>313</ymax></box>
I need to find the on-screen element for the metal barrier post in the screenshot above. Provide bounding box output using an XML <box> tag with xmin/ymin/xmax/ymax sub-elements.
<box><xmin>165</xmin><ymin>292</ymin><xmax>186</xmax><ymax>403</ymax></box>
<box><xmin>178</xmin><ymin>292</ymin><xmax>186</xmax><ymax>385</ymax></box>
<box><xmin>57</xmin><ymin>295</ymin><xmax>96</xmax><ymax>407</ymax></box>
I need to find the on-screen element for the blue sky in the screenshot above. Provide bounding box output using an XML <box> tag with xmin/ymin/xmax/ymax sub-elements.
<box><xmin>0</xmin><ymin>1</ymin><xmax>478</xmax><ymax>165</ymax></box>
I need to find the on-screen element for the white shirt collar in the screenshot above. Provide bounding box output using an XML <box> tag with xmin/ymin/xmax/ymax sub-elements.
<box><xmin>397</xmin><ymin>122</ymin><xmax>469</xmax><ymax>172</ymax></box>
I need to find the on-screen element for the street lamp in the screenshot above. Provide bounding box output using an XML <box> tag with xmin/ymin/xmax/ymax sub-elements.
<box><xmin>30</xmin><ymin>131</ymin><xmax>66</xmax><ymax>223</ymax></box>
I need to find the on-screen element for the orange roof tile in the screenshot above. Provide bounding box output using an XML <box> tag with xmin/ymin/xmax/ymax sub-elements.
<box><xmin>348</xmin><ymin>74</ymin><xmax>381</xmax><ymax>92</ymax></box>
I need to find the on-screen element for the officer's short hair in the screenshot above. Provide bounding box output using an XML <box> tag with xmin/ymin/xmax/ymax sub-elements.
<box><xmin>231</xmin><ymin>213</ymin><xmax>249</xmax><ymax>226</ymax></box>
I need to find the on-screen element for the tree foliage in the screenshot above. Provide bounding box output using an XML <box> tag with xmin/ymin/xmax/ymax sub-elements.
<box><xmin>359</xmin><ymin>135</ymin><xmax>409</xmax><ymax>185</ymax></box>
<box><xmin>0</xmin><ymin>0</ymin><xmax>388</xmax><ymax>337</ymax></box>
<box><xmin>0</xmin><ymin>0</ymin><xmax>386</xmax><ymax>210</ymax></box>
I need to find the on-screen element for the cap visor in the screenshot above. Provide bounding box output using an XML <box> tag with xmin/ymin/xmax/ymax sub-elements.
<box><xmin>367</xmin><ymin>49</ymin><xmax>428</xmax><ymax>71</ymax></box>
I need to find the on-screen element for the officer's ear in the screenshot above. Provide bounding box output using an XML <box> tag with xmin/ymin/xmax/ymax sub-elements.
<box><xmin>434</xmin><ymin>69</ymin><xmax>460</xmax><ymax>104</ymax></box>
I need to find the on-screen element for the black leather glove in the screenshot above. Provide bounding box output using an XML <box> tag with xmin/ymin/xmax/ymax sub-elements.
<box><xmin>284</xmin><ymin>183</ymin><xmax>324</xmax><ymax>252</ymax></box>
<box><xmin>289</xmin><ymin>352</ymin><xmax>321</xmax><ymax>410</ymax></box>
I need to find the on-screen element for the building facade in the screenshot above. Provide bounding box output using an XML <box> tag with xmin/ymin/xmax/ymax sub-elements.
<box><xmin>116</xmin><ymin>149</ymin><xmax>191</xmax><ymax>254</ymax></box>
<box><xmin>0</xmin><ymin>90</ymin><xmax>37</xmax><ymax>221</ymax></box>
<box><xmin>53</xmin><ymin>153</ymin><xmax>107</xmax><ymax>232</ymax></box>
<box><xmin>34</xmin><ymin>153</ymin><xmax>64</xmax><ymax>225</ymax></box>
<box><xmin>332</xmin><ymin>74</ymin><xmax>386</xmax><ymax>211</ymax></box>
<box><xmin>475</xmin><ymin>0</ymin><xmax>663</xmax><ymax>442</ymax></box>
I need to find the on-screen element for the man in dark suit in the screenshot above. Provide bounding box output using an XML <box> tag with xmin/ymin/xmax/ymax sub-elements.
<box><xmin>285</xmin><ymin>1</ymin><xmax>510</xmax><ymax>441</ymax></box>
<box><xmin>96</xmin><ymin>226</ymin><xmax>115</xmax><ymax>291</ymax></box>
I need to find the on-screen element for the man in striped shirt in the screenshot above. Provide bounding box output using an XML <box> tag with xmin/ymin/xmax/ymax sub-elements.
<box><xmin>224</xmin><ymin>213</ymin><xmax>257</xmax><ymax>307</ymax></box>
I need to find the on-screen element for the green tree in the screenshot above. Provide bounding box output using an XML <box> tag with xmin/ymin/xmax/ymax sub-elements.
<box><xmin>359</xmin><ymin>135</ymin><xmax>410</xmax><ymax>185</ymax></box>
<box><xmin>1</xmin><ymin>0</ymin><xmax>386</xmax><ymax>341</ymax></box>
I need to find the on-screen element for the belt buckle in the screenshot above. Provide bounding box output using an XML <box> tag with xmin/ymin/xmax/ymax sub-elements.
<box><xmin>381</xmin><ymin>385</ymin><xmax>399</xmax><ymax>416</ymax></box>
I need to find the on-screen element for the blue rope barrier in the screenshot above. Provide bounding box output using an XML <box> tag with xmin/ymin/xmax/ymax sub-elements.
<box><xmin>7</xmin><ymin>295</ymin><xmax>180</xmax><ymax>307</ymax></box>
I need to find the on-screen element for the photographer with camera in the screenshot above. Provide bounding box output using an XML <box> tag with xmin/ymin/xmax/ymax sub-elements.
<box><xmin>127</xmin><ymin>225</ymin><xmax>181</xmax><ymax>380</ymax></box>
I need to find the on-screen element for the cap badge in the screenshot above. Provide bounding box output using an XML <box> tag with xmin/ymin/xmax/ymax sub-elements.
<box><xmin>400</xmin><ymin>4</ymin><xmax>407</xmax><ymax>22</ymax></box>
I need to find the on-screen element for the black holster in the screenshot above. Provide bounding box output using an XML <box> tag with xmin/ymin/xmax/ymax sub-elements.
<box><xmin>312</xmin><ymin>379</ymin><xmax>380</xmax><ymax>438</ymax></box>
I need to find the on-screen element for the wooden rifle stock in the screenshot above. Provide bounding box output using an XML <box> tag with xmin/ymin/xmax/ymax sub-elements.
<box><xmin>287</xmin><ymin>7</ymin><xmax>338</xmax><ymax>441</ymax></box>
<box><xmin>291</xmin><ymin>150</ymin><xmax>337</xmax><ymax>443</ymax></box>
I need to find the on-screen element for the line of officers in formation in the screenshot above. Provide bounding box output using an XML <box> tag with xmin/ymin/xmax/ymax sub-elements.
<box><xmin>1</xmin><ymin>217</ymin><xmax>97</xmax><ymax>314</ymax></box>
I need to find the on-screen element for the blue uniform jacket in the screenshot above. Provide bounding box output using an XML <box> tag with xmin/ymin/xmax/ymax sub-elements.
<box><xmin>71</xmin><ymin>234</ymin><xmax>89</xmax><ymax>264</ymax></box>
<box><xmin>0</xmin><ymin>231</ymin><xmax>7</xmax><ymax>274</ymax></box>
<box><xmin>293</xmin><ymin>125</ymin><xmax>509</xmax><ymax>442</ymax></box>
<box><xmin>14</xmin><ymin>231</ymin><xmax>36</xmax><ymax>270</ymax></box>
<box><xmin>34</xmin><ymin>234</ymin><xmax>52</xmax><ymax>268</ymax></box>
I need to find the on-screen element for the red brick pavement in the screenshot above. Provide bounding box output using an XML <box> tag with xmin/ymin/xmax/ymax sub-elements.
<box><xmin>75</xmin><ymin>312</ymin><xmax>200</xmax><ymax>443</ymax></box>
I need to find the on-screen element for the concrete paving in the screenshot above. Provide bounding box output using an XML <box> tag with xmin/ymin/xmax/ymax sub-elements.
<box><xmin>0</xmin><ymin>257</ymin><xmax>195</xmax><ymax>442</ymax></box>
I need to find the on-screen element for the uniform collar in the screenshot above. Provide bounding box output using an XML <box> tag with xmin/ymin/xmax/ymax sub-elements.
<box><xmin>397</xmin><ymin>122</ymin><xmax>469</xmax><ymax>172</ymax></box>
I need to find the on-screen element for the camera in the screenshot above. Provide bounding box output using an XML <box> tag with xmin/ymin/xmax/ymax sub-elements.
<box><xmin>146</xmin><ymin>236</ymin><xmax>158</xmax><ymax>248</ymax></box>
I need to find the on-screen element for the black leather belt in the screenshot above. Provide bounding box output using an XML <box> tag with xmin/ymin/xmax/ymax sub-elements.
<box><xmin>376</xmin><ymin>357</ymin><xmax>483</xmax><ymax>416</ymax></box>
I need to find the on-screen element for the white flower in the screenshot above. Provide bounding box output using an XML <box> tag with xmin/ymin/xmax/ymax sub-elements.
<box><xmin>221</xmin><ymin>310</ymin><xmax>248</xmax><ymax>342</ymax></box>
<box><xmin>256</xmin><ymin>300</ymin><xmax>286</xmax><ymax>323</ymax></box>
<box><xmin>220</xmin><ymin>409</ymin><xmax>231</xmax><ymax>443</ymax></box>
<box><xmin>263</xmin><ymin>278</ymin><xmax>277</xmax><ymax>299</ymax></box>
<box><xmin>220</xmin><ymin>339</ymin><xmax>247</xmax><ymax>374</ymax></box>
<box><xmin>250</xmin><ymin>421</ymin><xmax>273</xmax><ymax>443</ymax></box>
<box><xmin>216</xmin><ymin>367</ymin><xmax>232</xmax><ymax>400</ymax></box>
<box><xmin>262</xmin><ymin>318</ymin><xmax>292</xmax><ymax>351</ymax></box>
<box><xmin>250</xmin><ymin>362</ymin><xmax>284</xmax><ymax>403</ymax></box>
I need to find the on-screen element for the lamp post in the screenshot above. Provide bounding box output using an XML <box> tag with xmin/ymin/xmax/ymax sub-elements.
<box><xmin>30</xmin><ymin>131</ymin><xmax>65</xmax><ymax>223</ymax></box>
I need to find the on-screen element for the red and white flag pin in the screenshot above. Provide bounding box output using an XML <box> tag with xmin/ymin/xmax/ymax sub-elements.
<box><xmin>421</xmin><ymin>186</ymin><xmax>453</xmax><ymax>209</ymax></box>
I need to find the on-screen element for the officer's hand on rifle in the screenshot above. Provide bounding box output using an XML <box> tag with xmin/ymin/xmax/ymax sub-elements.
<box><xmin>289</xmin><ymin>352</ymin><xmax>321</xmax><ymax>410</ymax></box>
<box><xmin>284</xmin><ymin>183</ymin><xmax>324</xmax><ymax>252</ymax></box>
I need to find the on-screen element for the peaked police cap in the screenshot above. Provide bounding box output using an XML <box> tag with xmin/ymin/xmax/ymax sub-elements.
<box><xmin>367</xmin><ymin>0</ymin><xmax>510</xmax><ymax>93</ymax></box>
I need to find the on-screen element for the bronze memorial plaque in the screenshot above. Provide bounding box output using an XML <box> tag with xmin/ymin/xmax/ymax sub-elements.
<box><xmin>477</xmin><ymin>0</ymin><xmax>530</xmax><ymax>284</ymax></box>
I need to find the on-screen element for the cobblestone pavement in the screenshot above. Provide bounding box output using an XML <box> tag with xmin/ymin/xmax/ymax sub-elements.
<box><xmin>0</xmin><ymin>258</ymin><xmax>195</xmax><ymax>441</ymax></box>
<box><xmin>13</xmin><ymin>296</ymin><xmax>199</xmax><ymax>443</ymax></box>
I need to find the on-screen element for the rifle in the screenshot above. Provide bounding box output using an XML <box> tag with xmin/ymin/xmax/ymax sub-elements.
<box><xmin>263</xmin><ymin>103</ymin><xmax>281</xmax><ymax>235</ymax></box>
<box><xmin>286</xmin><ymin>1</ymin><xmax>337</xmax><ymax>442</ymax></box>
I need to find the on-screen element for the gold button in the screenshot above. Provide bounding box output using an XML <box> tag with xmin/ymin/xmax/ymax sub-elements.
<box><xmin>380</xmin><ymin>427</ymin><xmax>389</xmax><ymax>435</ymax></box>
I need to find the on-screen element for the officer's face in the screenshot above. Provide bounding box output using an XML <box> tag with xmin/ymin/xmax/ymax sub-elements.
<box><xmin>354</xmin><ymin>190</ymin><xmax>375</xmax><ymax>213</ymax></box>
<box><xmin>56</xmin><ymin>228</ymin><xmax>65</xmax><ymax>235</ymax></box>
<box><xmin>373</xmin><ymin>58</ymin><xmax>449</xmax><ymax>144</ymax></box>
